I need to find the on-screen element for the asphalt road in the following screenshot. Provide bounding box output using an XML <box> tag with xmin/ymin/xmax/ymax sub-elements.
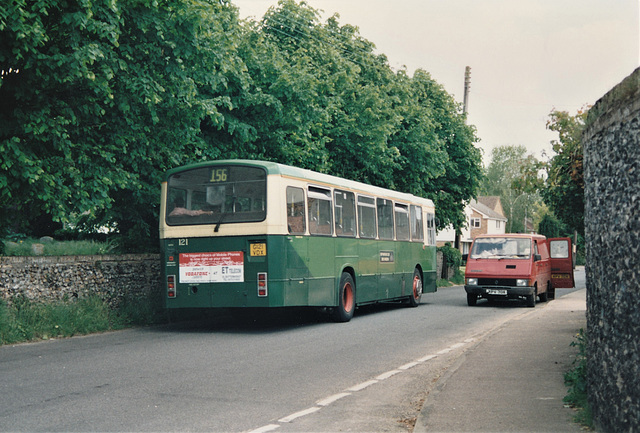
<box><xmin>0</xmin><ymin>271</ymin><xmax>583</xmax><ymax>432</ymax></box>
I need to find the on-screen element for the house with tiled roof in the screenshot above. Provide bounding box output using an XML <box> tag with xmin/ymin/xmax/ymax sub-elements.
<box><xmin>436</xmin><ymin>196</ymin><xmax>508</xmax><ymax>254</ymax></box>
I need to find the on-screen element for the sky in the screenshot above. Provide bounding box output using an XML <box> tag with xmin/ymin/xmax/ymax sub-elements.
<box><xmin>232</xmin><ymin>0</ymin><xmax>639</xmax><ymax>166</ymax></box>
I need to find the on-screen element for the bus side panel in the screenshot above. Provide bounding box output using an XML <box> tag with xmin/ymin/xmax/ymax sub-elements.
<box><xmin>335</xmin><ymin>236</ymin><xmax>359</xmax><ymax>299</ymax></box>
<box><xmin>307</xmin><ymin>236</ymin><xmax>337</xmax><ymax>306</ymax></box>
<box><xmin>378</xmin><ymin>240</ymin><xmax>399</xmax><ymax>299</ymax></box>
<box><xmin>282</xmin><ymin>235</ymin><xmax>309</xmax><ymax>306</ymax></box>
<box><xmin>422</xmin><ymin>246</ymin><xmax>438</xmax><ymax>294</ymax></box>
<box><xmin>357</xmin><ymin>238</ymin><xmax>380</xmax><ymax>303</ymax></box>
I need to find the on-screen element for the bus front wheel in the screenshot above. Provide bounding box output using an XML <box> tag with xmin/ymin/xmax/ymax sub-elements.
<box><xmin>332</xmin><ymin>272</ymin><xmax>355</xmax><ymax>322</ymax></box>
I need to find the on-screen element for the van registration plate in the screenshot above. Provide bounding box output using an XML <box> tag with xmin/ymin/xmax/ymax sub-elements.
<box><xmin>486</xmin><ymin>289</ymin><xmax>507</xmax><ymax>295</ymax></box>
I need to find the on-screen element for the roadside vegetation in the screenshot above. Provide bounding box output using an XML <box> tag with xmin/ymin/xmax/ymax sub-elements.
<box><xmin>0</xmin><ymin>295</ymin><xmax>163</xmax><ymax>346</ymax></box>
<box><xmin>564</xmin><ymin>329</ymin><xmax>593</xmax><ymax>429</ymax></box>
<box><xmin>1</xmin><ymin>235</ymin><xmax>116</xmax><ymax>256</ymax></box>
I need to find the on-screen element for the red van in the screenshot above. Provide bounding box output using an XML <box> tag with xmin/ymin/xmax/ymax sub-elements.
<box><xmin>464</xmin><ymin>234</ymin><xmax>574</xmax><ymax>307</ymax></box>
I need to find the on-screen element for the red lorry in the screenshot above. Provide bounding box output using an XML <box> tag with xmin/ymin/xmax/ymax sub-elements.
<box><xmin>464</xmin><ymin>234</ymin><xmax>574</xmax><ymax>307</ymax></box>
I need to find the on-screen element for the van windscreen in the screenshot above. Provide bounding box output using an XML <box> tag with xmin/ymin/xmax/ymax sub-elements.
<box><xmin>470</xmin><ymin>237</ymin><xmax>531</xmax><ymax>259</ymax></box>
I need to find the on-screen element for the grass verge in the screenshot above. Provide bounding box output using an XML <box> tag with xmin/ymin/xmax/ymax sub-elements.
<box><xmin>564</xmin><ymin>328</ymin><xmax>593</xmax><ymax>429</ymax></box>
<box><xmin>0</xmin><ymin>295</ymin><xmax>164</xmax><ymax>345</ymax></box>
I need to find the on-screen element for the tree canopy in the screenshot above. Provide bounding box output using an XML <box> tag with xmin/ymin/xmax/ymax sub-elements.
<box><xmin>1</xmin><ymin>0</ymin><xmax>482</xmax><ymax>251</ymax></box>
<box><xmin>481</xmin><ymin>145</ymin><xmax>543</xmax><ymax>233</ymax></box>
<box><xmin>542</xmin><ymin>107</ymin><xmax>587</xmax><ymax>236</ymax></box>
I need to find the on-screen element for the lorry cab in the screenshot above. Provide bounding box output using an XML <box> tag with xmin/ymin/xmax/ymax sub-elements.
<box><xmin>464</xmin><ymin>234</ymin><xmax>574</xmax><ymax>307</ymax></box>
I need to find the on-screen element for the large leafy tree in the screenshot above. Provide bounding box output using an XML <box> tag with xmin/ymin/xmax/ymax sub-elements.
<box><xmin>542</xmin><ymin>107</ymin><xmax>588</xmax><ymax>236</ymax></box>
<box><xmin>481</xmin><ymin>145</ymin><xmax>543</xmax><ymax>233</ymax></box>
<box><xmin>0</xmin><ymin>0</ymin><xmax>248</xmax><ymax>250</ymax></box>
<box><xmin>1</xmin><ymin>0</ymin><xmax>483</xmax><ymax>250</ymax></box>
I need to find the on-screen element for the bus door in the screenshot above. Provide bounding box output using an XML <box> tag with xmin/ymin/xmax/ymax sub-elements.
<box><xmin>285</xmin><ymin>187</ymin><xmax>309</xmax><ymax>305</ymax></box>
<box><xmin>306</xmin><ymin>186</ymin><xmax>336</xmax><ymax>305</ymax></box>
<box><xmin>376</xmin><ymin>199</ymin><xmax>397</xmax><ymax>299</ymax></box>
<box><xmin>549</xmin><ymin>237</ymin><xmax>575</xmax><ymax>288</ymax></box>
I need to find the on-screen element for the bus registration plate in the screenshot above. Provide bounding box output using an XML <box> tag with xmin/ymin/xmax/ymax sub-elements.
<box><xmin>250</xmin><ymin>243</ymin><xmax>266</xmax><ymax>257</ymax></box>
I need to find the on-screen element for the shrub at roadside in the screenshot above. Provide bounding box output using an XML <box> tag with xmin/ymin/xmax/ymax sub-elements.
<box><xmin>564</xmin><ymin>328</ymin><xmax>593</xmax><ymax>429</ymax></box>
<box><xmin>0</xmin><ymin>295</ymin><xmax>165</xmax><ymax>345</ymax></box>
<box><xmin>2</xmin><ymin>237</ymin><xmax>116</xmax><ymax>256</ymax></box>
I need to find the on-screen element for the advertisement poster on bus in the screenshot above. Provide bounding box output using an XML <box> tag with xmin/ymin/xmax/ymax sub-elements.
<box><xmin>179</xmin><ymin>251</ymin><xmax>244</xmax><ymax>283</ymax></box>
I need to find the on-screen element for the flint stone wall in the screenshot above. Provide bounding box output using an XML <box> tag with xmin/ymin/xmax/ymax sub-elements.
<box><xmin>583</xmin><ymin>67</ymin><xmax>640</xmax><ymax>433</ymax></box>
<box><xmin>0</xmin><ymin>254</ymin><xmax>161</xmax><ymax>307</ymax></box>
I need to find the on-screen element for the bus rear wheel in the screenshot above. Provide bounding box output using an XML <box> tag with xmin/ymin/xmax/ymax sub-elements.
<box><xmin>332</xmin><ymin>272</ymin><xmax>355</xmax><ymax>322</ymax></box>
<box><xmin>407</xmin><ymin>268</ymin><xmax>422</xmax><ymax>307</ymax></box>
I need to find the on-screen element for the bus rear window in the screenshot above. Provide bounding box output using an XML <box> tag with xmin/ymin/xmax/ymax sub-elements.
<box><xmin>166</xmin><ymin>165</ymin><xmax>266</xmax><ymax>226</ymax></box>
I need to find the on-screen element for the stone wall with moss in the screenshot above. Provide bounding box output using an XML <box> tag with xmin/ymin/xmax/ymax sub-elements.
<box><xmin>0</xmin><ymin>254</ymin><xmax>161</xmax><ymax>308</ymax></box>
<box><xmin>583</xmin><ymin>67</ymin><xmax>639</xmax><ymax>433</ymax></box>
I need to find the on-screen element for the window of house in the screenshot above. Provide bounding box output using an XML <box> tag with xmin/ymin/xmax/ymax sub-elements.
<box><xmin>470</xmin><ymin>217</ymin><xmax>481</xmax><ymax>228</ymax></box>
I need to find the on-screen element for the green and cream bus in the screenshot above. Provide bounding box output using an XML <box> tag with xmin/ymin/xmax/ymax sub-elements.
<box><xmin>160</xmin><ymin>160</ymin><xmax>437</xmax><ymax>322</ymax></box>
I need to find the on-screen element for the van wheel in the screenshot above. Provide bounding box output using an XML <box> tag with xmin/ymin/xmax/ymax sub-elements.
<box><xmin>526</xmin><ymin>290</ymin><xmax>536</xmax><ymax>308</ymax></box>
<box><xmin>467</xmin><ymin>293</ymin><xmax>478</xmax><ymax>306</ymax></box>
<box><xmin>539</xmin><ymin>288</ymin><xmax>548</xmax><ymax>303</ymax></box>
<box><xmin>407</xmin><ymin>268</ymin><xmax>422</xmax><ymax>307</ymax></box>
<box><xmin>332</xmin><ymin>272</ymin><xmax>355</xmax><ymax>322</ymax></box>
<box><xmin>548</xmin><ymin>284</ymin><xmax>556</xmax><ymax>300</ymax></box>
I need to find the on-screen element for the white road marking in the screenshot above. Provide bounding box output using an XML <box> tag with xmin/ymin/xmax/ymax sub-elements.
<box><xmin>278</xmin><ymin>406</ymin><xmax>322</xmax><ymax>423</ymax></box>
<box><xmin>250</xmin><ymin>340</ymin><xmax>471</xmax><ymax>431</ymax></box>
<box><xmin>317</xmin><ymin>392</ymin><xmax>351</xmax><ymax>406</ymax></box>
<box><xmin>347</xmin><ymin>379</ymin><xmax>378</xmax><ymax>391</ymax></box>
<box><xmin>246</xmin><ymin>424</ymin><xmax>280</xmax><ymax>433</ymax></box>
<box><xmin>399</xmin><ymin>361</ymin><xmax>420</xmax><ymax>370</ymax></box>
<box><xmin>376</xmin><ymin>370</ymin><xmax>401</xmax><ymax>380</ymax></box>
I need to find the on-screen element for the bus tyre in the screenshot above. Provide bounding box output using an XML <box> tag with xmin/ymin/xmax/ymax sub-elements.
<box><xmin>467</xmin><ymin>293</ymin><xmax>478</xmax><ymax>306</ymax></box>
<box><xmin>407</xmin><ymin>268</ymin><xmax>422</xmax><ymax>307</ymax></box>
<box><xmin>333</xmin><ymin>272</ymin><xmax>355</xmax><ymax>323</ymax></box>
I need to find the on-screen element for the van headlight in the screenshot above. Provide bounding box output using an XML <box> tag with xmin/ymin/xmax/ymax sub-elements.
<box><xmin>467</xmin><ymin>278</ymin><xmax>478</xmax><ymax>286</ymax></box>
<box><xmin>516</xmin><ymin>279</ymin><xmax>529</xmax><ymax>287</ymax></box>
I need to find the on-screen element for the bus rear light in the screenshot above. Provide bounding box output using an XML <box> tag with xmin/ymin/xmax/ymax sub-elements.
<box><xmin>257</xmin><ymin>272</ymin><xmax>268</xmax><ymax>297</ymax></box>
<box><xmin>167</xmin><ymin>275</ymin><xmax>176</xmax><ymax>298</ymax></box>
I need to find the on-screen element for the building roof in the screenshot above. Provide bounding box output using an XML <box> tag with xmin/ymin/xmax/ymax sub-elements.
<box><xmin>470</xmin><ymin>199</ymin><xmax>508</xmax><ymax>221</ymax></box>
<box><xmin>477</xmin><ymin>196</ymin><xmax>502</xmax><ymax>213</ymax></box>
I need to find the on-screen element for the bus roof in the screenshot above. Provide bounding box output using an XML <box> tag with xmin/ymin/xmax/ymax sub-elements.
<box><xmin>164</xmin><ymin>159</ymin><xmax>434</xmax><ymax>207</ymax></box>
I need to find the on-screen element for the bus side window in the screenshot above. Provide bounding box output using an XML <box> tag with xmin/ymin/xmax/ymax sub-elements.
<box><xmin>395</xmin><ymin>203</ymin><xmax>410</xmax><ymax>241</ymax></box>
<box><xmin>426</xmin><ymin>212</ymin><xmax>436</xmax><ymax>245</ymax></box>
<box><xmin>377</xmin><ymin>198</ymin><xmax>394</xmax><ymax>240</ymax></box>
<box><xmin>358</xmin><ymin>196</ymin><xmax>376</xmax><ymax>239</ymax></box>
<box><xmin>411</xmin><ymin>205</ymin><xmax>424</xmax><ymax>242</ymax></box>
<box><xmin>334</xmin><ymin>190</ymin><xmax>356</xmax><ymax>237</ymax></box>
<box><xmin>308</xmin><ymin>186</ymin><xmax>333</xmax><ymax>235</ymax></box>
<box><xmin>286</xmin><ymin>187</ymin><xmax>306</xmax><ymax>234</ymax></box>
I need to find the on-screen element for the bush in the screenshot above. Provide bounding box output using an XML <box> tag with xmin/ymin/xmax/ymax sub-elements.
<box><xmin>438</xmin><ymin>243</ymin><xmax>462</xmax><ymax>280</ymax></box>
<box><xmin>0</xmin><ymin>295</ymin><xmax>164</xmax><ymax>345</ymax></box>
<box><xmin>564</xmin><ymin>328</ymin><xmax>593</xmax><ymax>429</ymax></box>
<box><xmin>1</xmin><ymin>237</ymin><xmax>116</xmax><ymax>256</ymax></box>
